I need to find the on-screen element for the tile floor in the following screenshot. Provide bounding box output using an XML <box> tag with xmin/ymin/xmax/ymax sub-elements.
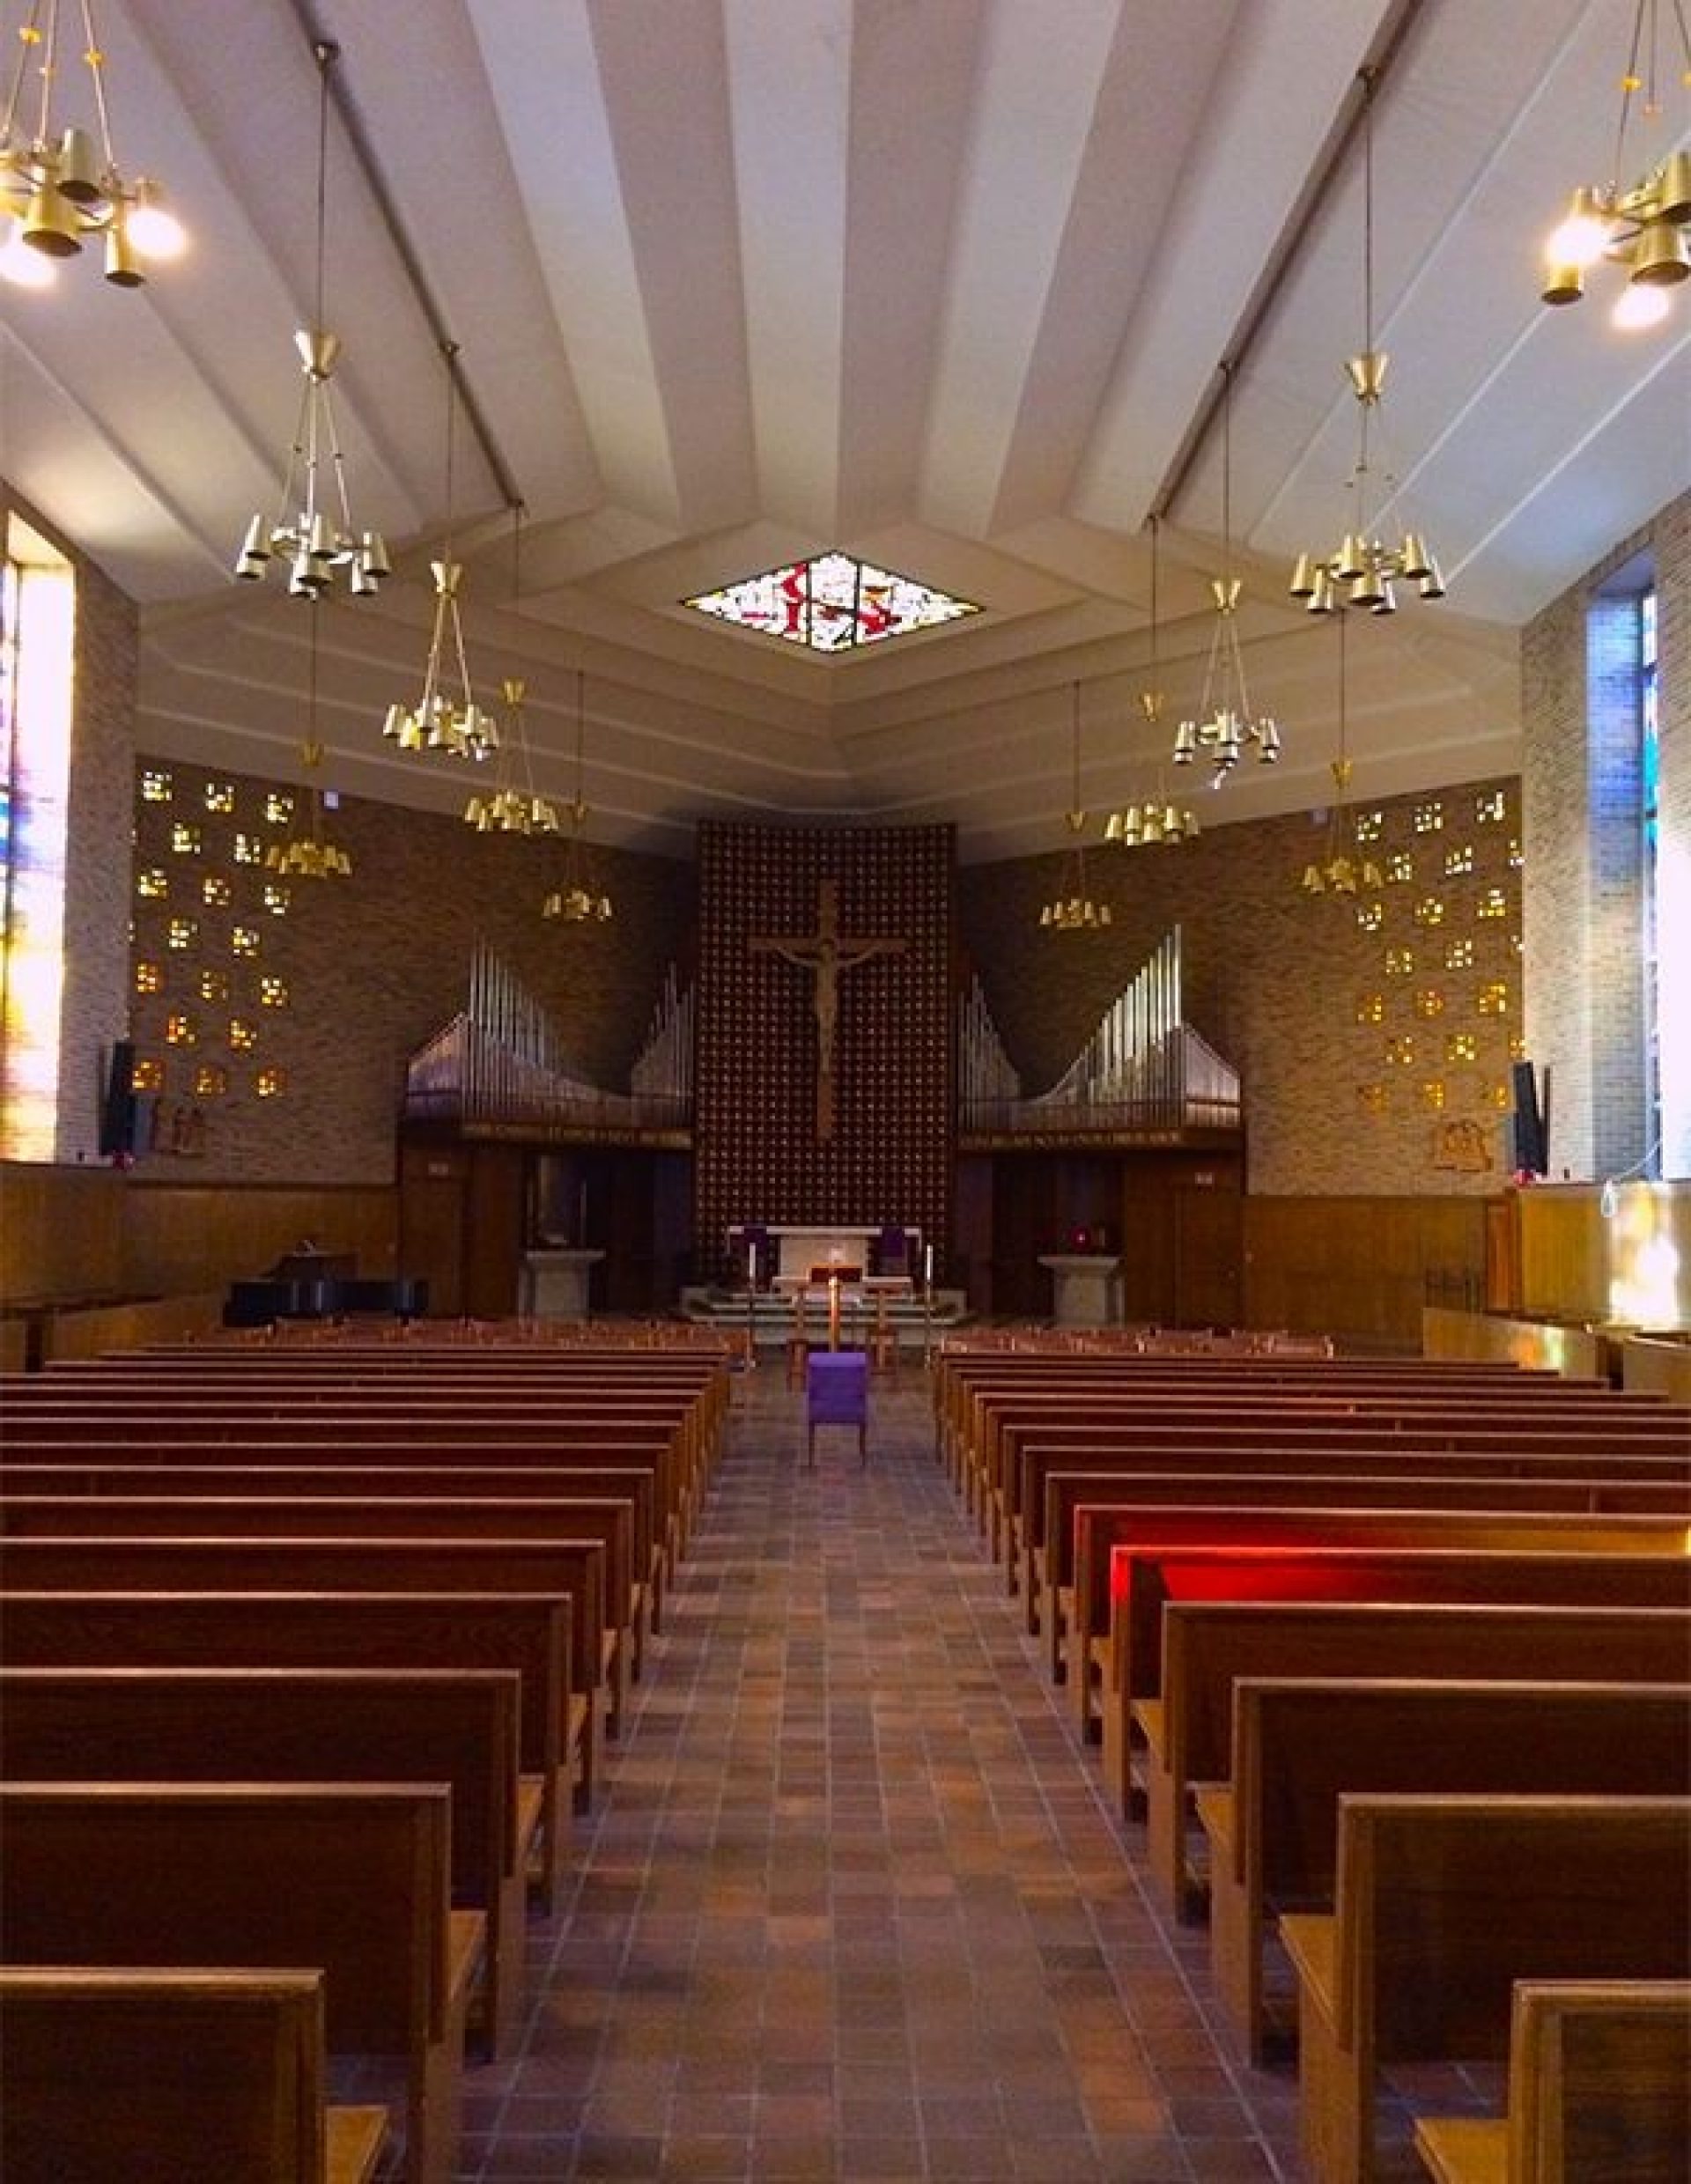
<box><xmin>453</xmin><ymin>1368</ymin><xmax>1328</xmax><ymax>2182</ymax></box>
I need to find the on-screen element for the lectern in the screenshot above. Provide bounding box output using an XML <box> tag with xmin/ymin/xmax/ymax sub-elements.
<box><xmin>520</xmin><ymin>1249</ymin><xmax>602</xmax><ymax>1322</ymax></box>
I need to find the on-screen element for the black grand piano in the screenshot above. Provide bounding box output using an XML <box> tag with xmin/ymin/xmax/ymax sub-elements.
<box><xmin>223</xmin><ymin>1250</ymin><xmax>429</xmax><ymax>1328</ymax></box>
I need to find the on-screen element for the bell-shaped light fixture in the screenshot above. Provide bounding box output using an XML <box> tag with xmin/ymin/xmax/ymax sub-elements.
<box><xmin>1104</xmin><ymin>514</ymin><xmax>1199</xmax><ymax>847</ymax></box>
<box><xmin>1298</xmin><ymin>607</ymin><xmax>1383</xmax><ymax>898</ymax></box>
<box><xmin>0</xmin><ymin>0</ymin><xmax>187</xmax><ymax>288</ymax></box>
<box><xmin>381</xmin><ymin>343</ymin><xmax>498</xmax><ymax>763</ymax></box>
<box><xmin>1039</xmin><ymin>682</ymin><xmax>1113</xmax><ymax>931</ymax></box>
<box><xmin>1175</xmin><ymin>366</ymin><xmax>1284</xmax><ymax>784</ymax></box>
<box><xmin>265</xmin><ymin>603</ymin><xmax>352</xmax><ymax>880</ymax></box>
<box><xmin>233</xmin><ymin>42</ymin><xmax>387</xmax><ymax>599</ymax></box>
<box><xmin>1540</xmin><ymin>3</ymin><xmax>1690</xmax><ymax>328</ymax></box>
<box><xmin>542</xmin><ymin>669</ymin><xmax>613</xmax><ymax>923</ymax></box>
<box><xmin>463</xmin><ymin>508</ymin><xmax>565</xmax><ymax>835</ymax></box>
<box><xmin>1288</xmin><ymin>69</ymin><xmax>1446</xmax><ymax>618</ymax></box>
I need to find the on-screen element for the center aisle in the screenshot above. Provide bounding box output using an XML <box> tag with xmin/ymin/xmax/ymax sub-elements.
<box><xmin>463</xmin><ymin>1369</ymin><xmax>1301</xmax><ymax>2181</ymax></box>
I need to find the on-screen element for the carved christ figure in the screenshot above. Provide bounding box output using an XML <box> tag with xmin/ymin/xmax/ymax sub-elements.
<box><xmin>750</xmin><ymin>876</ymin><xmax>906</xmax><ymax>1141</ymax></box>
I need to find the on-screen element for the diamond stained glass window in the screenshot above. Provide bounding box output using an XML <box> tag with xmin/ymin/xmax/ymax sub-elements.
<box><xmin>684</xmin><ymin>552</ymin><xmax>978</xmax><ymax>653</ymax></box>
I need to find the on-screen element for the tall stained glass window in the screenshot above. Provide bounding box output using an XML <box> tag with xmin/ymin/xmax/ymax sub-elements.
<box><xmin>0</xmin><ymin>516</ymin><xmax>75</xmax><ymax>1160</ymax></box>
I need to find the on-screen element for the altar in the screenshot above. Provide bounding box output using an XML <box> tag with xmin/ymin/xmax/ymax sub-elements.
<box><xmin>730</xmin><ymin>1223</ymin><xmax>919</xmax><ymax>1283</ymax></box>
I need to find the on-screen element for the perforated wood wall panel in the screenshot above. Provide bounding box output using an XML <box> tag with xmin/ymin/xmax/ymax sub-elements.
<box><xmin>693</xmin><ymin>823</ymin><xmax>954</xmax><ymax>1279</ymax></box>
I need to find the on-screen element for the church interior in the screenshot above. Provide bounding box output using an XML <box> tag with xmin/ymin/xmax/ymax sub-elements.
<box><xmin>1</xmin><ymin>2</ymin><xmax>1688</xmax><ymax>2180</ymax></box>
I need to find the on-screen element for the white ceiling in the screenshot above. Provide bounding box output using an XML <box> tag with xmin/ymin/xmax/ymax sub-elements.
<box><xmin>2</xmin><ymin>0</ymin><xmax>1686</xmax><ymax>863</ymax></box>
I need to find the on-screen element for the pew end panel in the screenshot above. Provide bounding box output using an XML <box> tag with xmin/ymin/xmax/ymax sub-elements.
<box><xmin>0</xmin><ymin>1966</ymin><xmax>388</xmax><ymax>2184</ymax></box>
<box><xmin>1281</xmin><ymin>1794</ymin><xmax>1691</xmax><ymax>2184</ymax></box>
<box><xmin>1414</xmin><ymin>1977</ymin><xmax>1691</xmax><ymax>2184</ymax></box>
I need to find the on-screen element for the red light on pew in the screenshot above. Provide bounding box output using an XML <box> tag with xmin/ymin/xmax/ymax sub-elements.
<box><xmin>1106</xmin><ymin>1535</ymin><xmax>1361</xmax><ymax>1605</ymax></box>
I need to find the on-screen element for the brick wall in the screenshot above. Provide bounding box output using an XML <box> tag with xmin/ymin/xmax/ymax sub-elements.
<box><xmin>127</xmin><ymin>756</ymin><xmax>695</xmax><ymax>1184</ymax></box>
<box><xmin>959</xmin><ymin>777</ymin><xmax>1523</xmax><ymax>1197</ymax></box>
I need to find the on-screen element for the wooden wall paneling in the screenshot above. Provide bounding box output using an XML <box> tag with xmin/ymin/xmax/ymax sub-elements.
<box><xmin>398</xmin><ymin>1140</ymin><xmax>469</xmax><ymax>1319</ymax></box>
<box><xmin>1243</xmin><ymin>1195</ymin><xmax>1488</xmax><ymax>1347</ymax></box>
<box><xmin>1174</xmin><ymin>1172</ymin><xmax>1244</xmax><ymax>1331</ymax></box>
<box><xmin>952</xmin><ymin>1155</ymin><xmax>994</xmax><ymax>1315</ymax></box>
<box><xmin>124</xmin><ymin>1184</ymin><xmax>397</xmax><ymax>1296</ymax></box>
<box><xmin>0</xmin><ymin>1164</ymin><xmax>125</xmax><ymax>1304</ymax></box>
<box><xmin>462</xmin><ymin>1144</ymin><xmax>527</xmax><ymax>1319</ymax></box>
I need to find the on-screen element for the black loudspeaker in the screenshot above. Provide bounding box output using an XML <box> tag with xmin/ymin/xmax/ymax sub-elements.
<box><xmin>98</xmin><ymin>1038</ymin><xmax>137</xmax><ymax>1159</ymax></box>
<box><xmin>1510</xmin><ymin>1059</ymin><xmax>1547</xmax><ymax>1177</ymax></box>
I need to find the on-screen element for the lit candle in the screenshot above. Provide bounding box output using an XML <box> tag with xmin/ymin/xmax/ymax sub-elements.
<box><xmin>750</xmin><ymin>1243</ymin><xmax>758</xmax><ymax>1287</ymax></box>
<box><xmin>924</xmin><ymin>1242</ymin><xmax>934</xmax><ymax>1286</ymax></box>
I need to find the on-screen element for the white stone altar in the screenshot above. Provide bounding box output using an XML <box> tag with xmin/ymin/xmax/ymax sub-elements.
<box><xmin>1039</xmin><ymin>1253</ymin><xmax>1122</xmax><ymax>1328</ymax></box>
<box><xmin>521</xmin><ymin>1248</ymin><xmax>604</xmax><ymax>1321</ymax></box>
<box><xmin>763</xmin><ymin>1226</ymin><xmax>882</xmax><ymax>1279</ymax></box>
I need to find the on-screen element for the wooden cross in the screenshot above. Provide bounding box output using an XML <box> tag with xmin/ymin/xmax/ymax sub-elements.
<box><xmin>750</xmin><ymin>876</ymin><xmax>906</xmax><ymax>1141</ymax></box>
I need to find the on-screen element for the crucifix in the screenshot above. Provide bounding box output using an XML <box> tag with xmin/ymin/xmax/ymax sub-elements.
<box><xmin>750</xmin><ymin>876</ymin><xmax>906</xmax><ymax>1141</ymax></box>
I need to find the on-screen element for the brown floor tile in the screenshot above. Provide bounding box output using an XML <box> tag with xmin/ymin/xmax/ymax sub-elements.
<box><xmin>462</xmin><ymin>1373</ymin><xmax>1301</xmax><ymax>2182</ymax></box>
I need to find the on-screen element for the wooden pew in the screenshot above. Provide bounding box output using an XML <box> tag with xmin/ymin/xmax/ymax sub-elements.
<box><xmin>0</xmin><ymin>1447</ymin><xmax>669</xmax><ymax>1645</ymax></box>
<box><xmin>1107</xmin><ymin>1544</ymin><xmax>1691</xmax><ymax>1873</ymax></box>
<box><xmin>0</xmin><ymin>1494</ymin><xmax>639</xmax><ymax>1737</ymax></box>
<box><xmin>1030</xmin><ymin>1442</ymin><xmax>1691</xmax><ymax>1656</ymax></box>
<box><xmin>1191</xmin><ymin>1677</ymin><xmax>1691</xmax><ymax>2062</ymax></box>
<box><xmin>0</xmin><ymin>1591</ymin><xmax>573</xmax><ymax>1912</ymax></box>
<box><xmin>941</xmin><ymin>1369</ymin><xmax>1676</xmax><ymax>1515</ymax></box>
<box><xmin>0</xmin><ymin>1782</ymin><xmax>484</xmax><ymax>2184</ymax></box>
<box><xmin>1</xmin><ymin>1420</ymin><xmax>689</xmax><ymax>1593</ymax></box>
<box><xmin>0</xmin><ymin>1966</ymin><xmax>388</xmax><ymax>2184</ymax></box>
<box><xmin>931</xmin><ymin>1353</ymin><xmax>1597</xmax><ymax>1482</ymax></box>
<box><xmin>1036</xmin><ymin>1465</ymin><xmax>1691</xmax><ymax>1683</ymax></box>
<box><xmin>993</xmin><ymin>1409</ymin><xmax>1690</xmax><ymax>1597</ymax></box>
<box><xmin>1088</xmin><ymin>1508</ymin><xmax>1691</xmax><ymax>1744</ymax></box>
<box><xmin>0</xmin><ymin>1664</ymin><xmax>535</xmax><ymax>2059</ymax></box>
<box><xmin>1278</xmin><ymin>1794</ymin><xmax>1691</xmax><ymax>2184</ymax></box>
<box><xmin>1414</xmin><ymin>1977</ymin><xmax>1691</xmax><ymax>2184</ymax></box>
<box><xmin>0</xmin><ymin>1534</ymin><xmax>606</xmax><ymax>1809</ymax></box>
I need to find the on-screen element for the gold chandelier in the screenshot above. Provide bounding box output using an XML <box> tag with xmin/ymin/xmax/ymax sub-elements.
<box><xmin>1540</xmin><ymin>0</ymin><xmax>1690</xmax><ymax>328</ymax></box>
<box><xmin>381</xmin><ymin>342</ymin><xmax>498</xmax><ymax>763</ymax></box>
<box><xmin>1040</xmin><ymin>682</ymin><xmax>1112</xmax><ymax>931</ymax></box>
<box><xmin>1104</xmin><ymin>516</ymin><xmax>1198</xmax><ymax>847</ymax></box>
<box><xmin>266</xmin><ymin>605</ymin><xmax>351</xmax><ymax>880</ymax></box>
<box><xmin>464</xmin><ymin>510</ymin><xmax>565</xmax><ymax>835</ymax></box>
<box><xmin>1299</xmin><ymin>608</ymin><xmax>1382</xmax><ymax>897</ymax></box>
<box><xmin>0</xmin><ymin>0</ymin><xmax>186</xmax><ymax>288</ymax></box>
<box><xmin>1173</xmin><ymin>365</ymin><xmax>1283</xmax><ymax>779</ymax></box>
<box><xmin>233</xmin><ymin>43</ymin><xmax>387</xmax><ymax>599</ymax></box>
<box><xmin>1289</xmin><ymin>69</ymin><xmax>1445</xmax><ymax>617</ymax></box>
<box><xmin>543</xmin><ymin>669</ymin><xmax>613</xmax><ymax>923</ymax></box>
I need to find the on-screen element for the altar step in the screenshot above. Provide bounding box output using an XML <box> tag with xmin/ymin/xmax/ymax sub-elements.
<box><xmin>679</xmin><ymin>1286</ymin><xmax>971</xmax><ymax>1352</ymax></box>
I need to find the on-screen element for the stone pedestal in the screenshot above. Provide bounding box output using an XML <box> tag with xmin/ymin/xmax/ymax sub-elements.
<box><xmin>1039</xmin><ymin>1253</ymin><xmax>1122</xmax><ymax>1328</ymax></box>
<box><xmin>521</xmin><ymin>1249</ymin><xmax>603</xmax><ymax>1322</ymax></box>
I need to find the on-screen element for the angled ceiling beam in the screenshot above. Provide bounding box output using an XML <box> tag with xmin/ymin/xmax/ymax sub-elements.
<box><xmin>286</xmin><ymin>0</ymin><xmax>525</xmax><ymax>513</ymax></box>
<box><xmin>1153</xmin><ymin>0</ymin><xmax>1431</xmax><ymax>526</ymax></box>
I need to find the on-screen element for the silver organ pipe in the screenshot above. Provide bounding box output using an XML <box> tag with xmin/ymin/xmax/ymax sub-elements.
<box><xmin>963</xmin><ymin>926</ymin><xmax>1240</xmax><ymax>1136</ymax></box>
<box><xmin>404</xmin><ymin>948</ymin><xmax>696</xmax><ymax>1134</ymax></box>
